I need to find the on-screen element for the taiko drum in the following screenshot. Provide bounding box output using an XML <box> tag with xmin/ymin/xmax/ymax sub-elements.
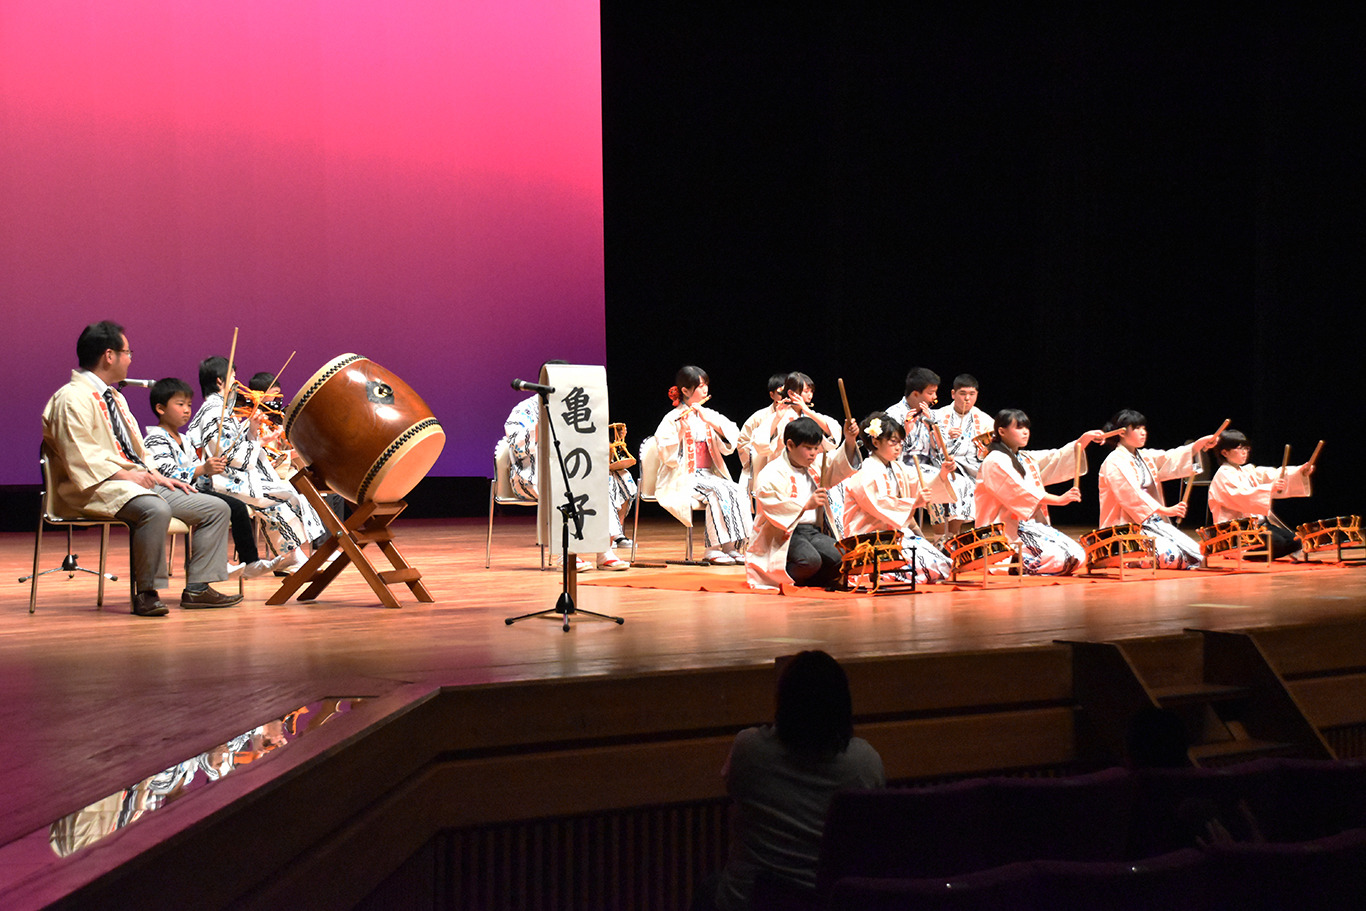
<box><xmin>284</xmin><ymin>354</ymin><xmax>445</xmax><ymax>504</ymax></box>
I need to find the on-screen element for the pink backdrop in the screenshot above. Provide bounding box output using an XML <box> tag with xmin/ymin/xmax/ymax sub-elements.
<box><xmin>1</xmin><ymin>0</ymin><xmax>605</xmax><ymax>483</ymax></box>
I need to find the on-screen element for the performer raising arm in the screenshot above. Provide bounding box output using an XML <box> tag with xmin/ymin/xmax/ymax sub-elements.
<box><xmin>1098</xmin><ymin>409</ymin><xmax>1219</xmax><ymax>570</ymax></box>
<box><xmin>747</xmin><ymin>416</ymin><xmax>860</xmax><ymax>590</ymax></box>
<box><xmin>976</xmin><ymin>410</ymin><xmax>1107</xmax><ymax>576</ymax></box>
<box><xmin>1208</xmin><ymin>429</ymin><xmax>1314</xmax><ymax>560</ymax></box>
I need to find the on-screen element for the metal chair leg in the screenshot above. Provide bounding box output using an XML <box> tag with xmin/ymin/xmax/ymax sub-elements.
<box><xmin>28</xmin><ymin>511</ymin><xmax>43</xmax><ymax>614</ymax></box>
<box><xmin>485</xmin><ymin>480</ymin><xmax>496</xmax><ymax>568</ymax></box>
<box><xmin>98</xmin><ymin>523</ymin><xmax>109</xmax><ymax>608</ymax></box>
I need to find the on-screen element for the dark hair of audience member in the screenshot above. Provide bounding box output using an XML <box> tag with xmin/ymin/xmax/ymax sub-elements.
<box><xmin>774</xmin><ymin>650</ymin><xmax>854</xmax><ymax>758</ymax></box>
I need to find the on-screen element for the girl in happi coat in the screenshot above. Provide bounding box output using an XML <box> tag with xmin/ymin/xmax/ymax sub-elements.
<box><xmin>1207</xmin><ymin>429</ymin><xmax>1314</xmax><ymax>560</ymax></box>
<box><xmin>653</xmin><ymin>366</ymin><xmax>752</xmax><ymax>564</ymax></box>
<box><xmin>1097</xmin><ymin>409</ymin><xmax>1219</xmax><ymax>570</ymax></box>
<box><xmin>975</xmin><ymin>409</ymin><xmax>1107</xmax><ymax>575</ymax></box>
<box><xmin>841</xmin><ymin>412</ymin><xmax>955</xmax><ymax>583</ymax></box>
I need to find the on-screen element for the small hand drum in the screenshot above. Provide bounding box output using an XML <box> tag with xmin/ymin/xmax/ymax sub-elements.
<box><xmin>1081</xmin><ymin>523</ymin><xmax>1156</xmax><ymax>570</ymax></box>
<box><xmin>1198</xmin><ymin>517</ymin><xmax>1269</xmax><ymax>559</ymax></box>
<box><xmin>609</xmin><ymin>422</ymin><xmax>636</xmax><ymax>471</ymax></box>
<box><xmin>836</xmin><ymin>530</ymin><xmax>907</xmax><ymax>592</ymax></box>
<box><xmin>944</xmin><ymin>523</ymin><xmax>1013</xmax><ymax>573</ymax></box>
<box><xmin>1296</xmin><ymin>515</ymin><xmax>1365</xmax><ymax>554</ymax></box>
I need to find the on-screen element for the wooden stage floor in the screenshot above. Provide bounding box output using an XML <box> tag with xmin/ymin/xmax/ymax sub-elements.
<box><xmin>2</xmin><ymin>514</ymin><xmax>1365</xmax><ymax>881</ymax></box>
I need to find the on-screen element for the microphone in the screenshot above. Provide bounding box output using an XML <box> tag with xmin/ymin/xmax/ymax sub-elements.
<box><xmin>511</xmin><ymin>379</ymin><xmax>555</xmax><ymax>395</ymax></box>
<box><xmin>119</xmin><ymin>379</ymin><xmax>155</xmax><ymax>388</ymax></box>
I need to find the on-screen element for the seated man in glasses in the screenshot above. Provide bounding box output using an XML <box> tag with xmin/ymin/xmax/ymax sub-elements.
<box><xmin>41</xmin><ymin>320</ymin><xmax>241</xmax><ymax>617</ymax></box>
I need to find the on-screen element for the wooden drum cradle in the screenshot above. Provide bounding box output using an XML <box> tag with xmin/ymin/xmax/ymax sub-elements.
<box><xmin>836</xmin><ymin>530</ymin><xmax>909</xmax><ymax>593</ymax></box>
<box><xmin>1296</xmin><ymin>515</ymin><xmax>1365</xmax><ymax>562</ymax></box>
<box><xmin>1198</xmin><ymin>517</ymin><xmax>1273</xmax><ymax>569</ymax></box>
<box><xmin>1081</xmin><ymin>523</ymin><xmax>1157</xmax><ymax>578</ymax></box>
<box><xmin>267</xmin><ymin>354</ymin><xmax>446</xmax><ymax>608</ymax></box>
<box><xmin>944</xmin><ymin>523</ymin><xmax>1016</xmax><ymax>583</ymax></box>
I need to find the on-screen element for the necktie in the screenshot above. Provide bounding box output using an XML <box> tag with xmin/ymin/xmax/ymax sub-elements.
<box><xmin>103</xmin><ymin>388</ymin><xmax>144</xmax><ymax>466</ymax></box>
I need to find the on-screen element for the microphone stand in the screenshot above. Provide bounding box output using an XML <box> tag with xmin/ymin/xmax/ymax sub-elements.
<box><xmin>506</xmin><ymin>389</ymin><xmax>624</xmax><ymax>631</ymax></box>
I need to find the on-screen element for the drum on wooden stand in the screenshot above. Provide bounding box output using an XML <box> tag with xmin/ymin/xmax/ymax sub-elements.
<box><xmin>836</xmin><ymin>530</ymin><xmax>908</xmax><ymax>592</ymax></box>
<box><xmin>284</xmin><ymin>354</ymin><xmax>445</xmax><ymax>505</ymax></box>
<box><xmin>944</xmin><ymin>523</ymin><xmax>1013</xmax><ymax>576</ymax></box>
<box><xmin>1198</xmin><ymin>518</ymin><xmax>1272</xmax><ymax>565</ymax></box>
<box><xmin>1081</xmin><ymin>524</ymin><xmax>1156</xmax><ymax>576</ymax></box>
<box><xmin>1295</xmin><ymin>516</ymin><xmax>1365</xmax><ymax>559</ymax></box>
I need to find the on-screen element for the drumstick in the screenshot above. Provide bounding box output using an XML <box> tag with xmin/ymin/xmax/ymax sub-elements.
<box><xmin>911</xmin><ymin>453</ymin><xmax>927</xmax><ymax>488</ymax></box>
<box><xmin>1174</xmin><ymin>471</ymin><xmax>1198</xmax><ymax>528</ymax></box>
<box><xmin>268</xmin><ymin>350</ymin><xmax>297</xmax><ymax>393</ymax></box>
<box><xmin>1278</xmin><ymin>444</ymin><xmax>1291</xmax><ymax>479</ymax></box>
<box><xmin>1073</xmin><ymin>444</ymin><xmax>1082</xmax><ymax>490</ymax></box>
<box><xmin>1099</xmin><ymin>427</ymin><xmax>1127</xmax><ymax>441</ymax></box>
<box><xmin>1306</xmin><ymin>439</ymin><xmax>1325</xmax><ymax>470</ymax></box>
<box><xmin>1212</xmin><ymin>418</ymin><xmax>1231</xmax><ymax>441</ymax></box>
<box><xmin>837</xmin><ymin>377</ymin><xmax>853</xmax><ymax>425</ymax></box>
<box><xmin>215</xmin><ymin>326</ymin><xmax>239</xmax><ymax>453</ymax></box>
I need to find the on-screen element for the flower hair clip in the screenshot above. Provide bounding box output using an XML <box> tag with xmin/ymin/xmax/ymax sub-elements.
<box><xmin>865</xmin><ymin>417</ymin><xmax>884</xmax><ymax>439</ymax></box>
<box><xmin>668</xmin><ymin>385</ymin><xmax>681</xmax><ymax>406</ymax></box>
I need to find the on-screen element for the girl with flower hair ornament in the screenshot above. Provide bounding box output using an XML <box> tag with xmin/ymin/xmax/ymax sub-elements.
<box><xmin>840</xmin><ymin>411</ymin><xmax>956</xmax><ymax>583</ymax></box>
<box><xmin>653</xmin><ymin>366</ymin><xmax>752</xmax><ymax>563</ymax></box>
<box><xmin>976</xmin><ymin>409</ymin><xmax>1108</xmax><ymax>575</ymax></box>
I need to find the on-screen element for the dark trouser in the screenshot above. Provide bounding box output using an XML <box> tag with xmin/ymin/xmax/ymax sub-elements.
<box><xmin>205</xmin><ymin>490</ymin><xmax>260</xmax><ymax>563</ymax></box>
<box><xmin>787</xmin><ymin>523</ymin><xmax>842</xmax><ymax>587</ymax></box>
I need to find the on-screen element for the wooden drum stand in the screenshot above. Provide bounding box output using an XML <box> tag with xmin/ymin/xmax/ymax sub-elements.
<box><xmin>266</xmin><ymin>469</ymin><xmax>432</xmax><ymax>609</ymax></box>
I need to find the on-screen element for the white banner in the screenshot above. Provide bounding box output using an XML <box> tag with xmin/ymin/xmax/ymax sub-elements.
<box><xmin>536</xmin><ymin>364</ymin><xmax>611</xmax><ymax>557</ymax></box>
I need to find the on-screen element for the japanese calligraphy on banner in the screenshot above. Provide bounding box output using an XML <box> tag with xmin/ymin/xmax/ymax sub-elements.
<box><xmin>536</xmin><ymin>364</ymin><xmax>611</xmax><ymax>556</ymax></box>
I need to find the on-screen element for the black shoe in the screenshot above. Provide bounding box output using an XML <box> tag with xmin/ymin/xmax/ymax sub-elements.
<box><xmin>179</xmin><ymin>587</ymin><xmax>244</xmax><ymax>609</ymax></box>
<box><xmin>132</xmin><ymin>591</ymin><xmax>169</xmax><ymax>617</ymax></box>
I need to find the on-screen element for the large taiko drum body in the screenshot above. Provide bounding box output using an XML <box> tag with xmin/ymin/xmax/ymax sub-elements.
<box><xmin>284</xmin><ymin>354</ymin><xmax>445</xmax><ymax>504</ymax></box>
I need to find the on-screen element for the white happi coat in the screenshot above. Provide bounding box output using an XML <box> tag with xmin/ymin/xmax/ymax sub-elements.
<box><xmin>653</xmin><ymin>405</ymin><xmax>741</xmax><ymax>526</ymax></box>
<box><xmin>976</xmin><ymin>442</ymin><xmax>1088</xmax><ymax>542</ymax></box>
<box><xmin>1208</xmin><ymin>462</ymin><xmax>1312</xmax><ymax>524</ymax></box>
<box><xmin>747</xmin><ymin>405</ymin><xmax>841</xmax><ymax>487</ymax></box>
<box><xmin>747</xmin><ymin>446</ymin><xmax>858</xmax><ymax>591</ymax></box>
<box><xmin>842</xmin><ymin>454</ymin><xmax>954</xmax><ymax>538</ymax></box>
<box><xmin>186</xmin><ymin>393</ymin><xmax>279</xmax><ymax>507</ymax></box>
<box><xmin>933</xmin><ymin>404</ymin><xmax>993</xmax><ymax>478</ymax></box>
<box><xmin>736</xmin><ymin>404</ymin><xmax>777</xmax><ymax>471</ymax></box>
<box><xmin>41</xmin><ymin>370</ymin><xmax>152</xmax><ymax>517</ymax></box>
<box><xmin>1098</xmin><ymin>443</ymin><xmax>1200</xmax><ymax>528</ymax></box>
